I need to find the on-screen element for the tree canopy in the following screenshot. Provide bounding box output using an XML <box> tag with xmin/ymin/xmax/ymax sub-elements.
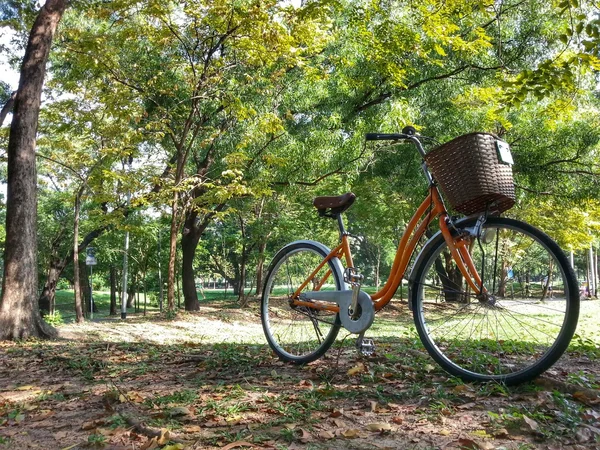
<box><xmin>0</xmin><ymin>0</ymin><xmax>599</xmax><ymax>337</ymax></box>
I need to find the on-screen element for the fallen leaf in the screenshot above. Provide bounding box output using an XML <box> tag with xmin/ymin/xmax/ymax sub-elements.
<box><xmin>53</xmin><ymin>431</ymin><xmax>70</xmax><ymax>441</ymax></box>
<box><xmin>329</xmin><ymin>409</ymin><xmax>343</xmax><ymax>418</ymax></box>
<box><xmin>366</xmin><ymin>422</ymin><xmax>392</xmax><ymax>432</ymax></box>
<box><xmin>81</xmin><ymin>419</ymin><xmax>106</xmax><ymax>431</ymax></box>
<box><xmin>439</xmin><ymin>429</ymin><xmax>450</xmax><ymax>436</ymax></box>
<box><xmin>169</xmin><ymin>406</ymin><xmax>192</xmax><ymax>417</ymax></box>
<box><xmin>332</xmin><ymin>418</ymin><xmax>346</xmax><ymax>428</ymax></box>
<box><xmin>522</xmin><ymin>415</ymin><xmax>540</xmax><ymax>434</ymax></box>
<box><xmin>318</xmin><ymin>430</ymin><xmax>335</xmax><ymax>440</ymax></box>
<box><xmin>457</xmin><ymin>402</ymin><xmax>477</xmax><ymax>410</ymax></box>
<box><xmin>157</xmin><ymin>428</ymin><xmax>171</xmax><ymax>445</ymax></box>
<box><xmin>424</xmin><ymin>364</ymin><xmax>436</xmax><ymax>373</ymax></box>
<box><xmin>342</xmin><ymin>429</ymin><xmax>360</xmax><ymax>438</ymax></box>
<box><xmin>128</xmin><ymin>391</ymin><xmax>145</xmax><ymax>403</ymax></box>
<box><xmin>347</xmin><ymin>363</ymin><xmax>366</xmax><ymax>376</ymax></box>
<box><xmin>457</xmin><ymin>437</ymin><xmax>482</xmax><ymax>449</ymax></box>
<box><xmin>298</xmin><ymin>428</ymin><xmax>312</xmax><ymax>443</ymax></box>
<box><xmin>576</xmin><ymin>427</ymin><xmax>593</xmax><ymax>443</ymax></box>
<box><xmin>140</xmin><ymin>438</ymin><xmax>159</xmax><ymax>450</ymax></box>
<box><xmin>391</xmin><ymin>416</ymin><xmax>403</xmax><ymax>425</ymax></box>
<box><xmin>60</xmin><ymin>445</ymin><xmax>79</xmax><ymax>450</ymax></box>
<box><xmin>493</xmin><ymin>428</ymin><xmax>510</xmax><ymax>438</ymax></box>
<box><xmin>220</xmin><ymin>442</ymin><xmax>257</xmax><ymax>450</ymax></box>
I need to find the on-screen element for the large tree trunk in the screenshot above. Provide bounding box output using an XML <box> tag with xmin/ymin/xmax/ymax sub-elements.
<box><xmin>0</xmin><ymin>0</ymin><xmax>67</xmax><ymax>340</ymax></box>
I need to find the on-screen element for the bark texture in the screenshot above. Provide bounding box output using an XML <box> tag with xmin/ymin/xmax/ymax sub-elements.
<box><xmin>0</xmin><ymin>0</ymin><xmax>67</xmax><ymax>340</ymax></box>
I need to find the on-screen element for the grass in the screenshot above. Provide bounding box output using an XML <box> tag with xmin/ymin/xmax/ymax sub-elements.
<box><xmin>49</xmin><ymin>287</ymin><xmax>247</xmax><ymax>324</ymax></box>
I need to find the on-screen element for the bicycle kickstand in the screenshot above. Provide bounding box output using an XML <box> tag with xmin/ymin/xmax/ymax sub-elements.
<box><xmin>356</xmin><ymin>332</ymin><xmax>375</xmax><ymax>356</ymax></box>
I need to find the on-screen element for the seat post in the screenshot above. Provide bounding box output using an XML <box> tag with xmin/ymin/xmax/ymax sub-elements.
<box><xmin>336</xmin><ymin>214</ymin><xmax>347</xmax><ymax>237</ymax></box>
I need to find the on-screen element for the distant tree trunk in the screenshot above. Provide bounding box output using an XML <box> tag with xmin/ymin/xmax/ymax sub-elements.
<box><xmin>0</xmin><ymin>0</ymin><xmax>67</xmax><ymax>340</ymax></box>
<box><xmin>127</xmin><ymin>273</ymin><xmax>136</xmax><ymax>308</ymax></box>
<box><xmin>73</xmin><ymin>186</ymin><xmax>85</xmax><ymax>323</ymax></box>
<box><xmin>79</xmin><ymin>259</ymin><xmax>96</xmax><ymax>315</ymax></box>
<box><xmin>594</xmin><ymin>248</ymin><xmax>600</xmax><ymax>298</ymax></box>
<box><xmin>541</xmin><ymin>259</ymin><xmax>553</xmax><ymax>301</ymax></box>
<box><xmin>237</xmin><ymin>257</ymin><xmax>247</xmax><ymax>304</ymax></box>
<box><xmin>255</xmin><ymin>240</ymin><xmax>267</xmax><ymax>297</ymax></box>
<box><xmin>375</xmin><ymin>246</ymin><xmax>381</xmax><ymax>290</ymax></box>
<box><xmin>167</xmin><ymin>190</ymin><xmax>180</xmax><ymax>311</ymax></box>
<box><xmin>589</xmin><ymin>243</ymin><xmax>597</xmax><ymax>297</ymax></box>
<box><xmin>38</xmin><ymin>226</ymin><xmax>109</xmax><ymax>313</ymax></box>
<box><xmin>110</xmin><ymin>266</ymin><xmax>117</xmax><ymax>315</ymax></box>
<box><xmin>436</xmin><ymin>250</ymin><xmax>466</xmax><ymax>303</ymax></box>
<box><xmin>498</xmin><ymin>260</ymin><xmax>508</xmax><ymax>297</ymax></box>
<box><xmin>39</xmin><ymin>226</ymin><xmax>68</xmax><ymax>315</ymax></box>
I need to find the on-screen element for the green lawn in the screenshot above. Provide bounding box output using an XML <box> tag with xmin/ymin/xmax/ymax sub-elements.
<box><xmin>50</xmin><ymin>288</ymin><xmax>246</xmax><ymax>323</ymax></box>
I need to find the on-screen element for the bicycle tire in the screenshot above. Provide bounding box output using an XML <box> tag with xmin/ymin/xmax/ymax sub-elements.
<box><xmin>261</xmin><ymin>241</ymin><xmax>345</xmax><ymax>364</ymax></box>
<box><xmin>410</xmin><ymin>217</ymin><xmax>579</xmax><ymax>385</ymax></box>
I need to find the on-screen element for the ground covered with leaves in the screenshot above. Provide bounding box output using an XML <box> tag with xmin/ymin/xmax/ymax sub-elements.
<box><xmin>1</xmin><ymin>300</ymin><xmax>599</xmax><ymax>450</ymax></box>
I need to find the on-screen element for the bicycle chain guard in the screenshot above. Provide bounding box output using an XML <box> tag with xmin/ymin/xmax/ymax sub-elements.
<box><xmin>337</xmin><ymin>289</ymin><xmax>375</xmax><ymax>334</ymax></box>
<box><xmin>298</xmin><ymin>289</ymin><xmax>375</xmax><ymax>334</ymax></box>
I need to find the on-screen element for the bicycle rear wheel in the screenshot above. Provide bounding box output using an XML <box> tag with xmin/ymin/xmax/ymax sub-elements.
<box><xmin>411</xmin><ymin>217</ymin><xmax>579</xmax><ymax>385</ymax></box>
<box><xmin>261</xmin><ymin>241</ymin><xmax>344</xmax><ymax>364</ymax></box>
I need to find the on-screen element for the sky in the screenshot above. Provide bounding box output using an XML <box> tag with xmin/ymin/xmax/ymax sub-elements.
<box><xmin>0</xmin><ymin>28</ymin><xmax>19</xmax><ymax>91</ymax></box>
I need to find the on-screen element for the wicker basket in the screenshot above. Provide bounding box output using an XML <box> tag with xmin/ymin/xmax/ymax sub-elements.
<box><xmin>424</xmin><ymin>133</ymin><xmax>515</xmax><ymax>215</ymax></box>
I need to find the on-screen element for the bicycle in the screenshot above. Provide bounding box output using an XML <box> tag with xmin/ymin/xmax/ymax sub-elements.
<box><xmin>260</xmin><ymin>127</ymin><xmax>580</xmax><ymax>385</ymax></box>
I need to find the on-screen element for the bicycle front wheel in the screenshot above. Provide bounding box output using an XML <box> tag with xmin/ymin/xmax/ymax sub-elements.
<box><xmin>411</xmin><ymin>217</ymin><xmax>579</xmax><ymax>385</ymax></box>
<box><xmin>261</xmin><ymin>241</ymin><xmax>344</xmax><ymax>364</ymax></box>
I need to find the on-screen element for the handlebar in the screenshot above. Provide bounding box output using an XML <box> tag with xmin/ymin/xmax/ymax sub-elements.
<box><xmin>365</xmin><ymin>126</ymin><xmax>418</xmax><ymax>142</ymax></box>
<box><xmin>365</xmin><ymin>126</ymin><xmax>428</xmax><ymax>162</ymax></box>
<box><xmin>365</xmin><ymin>133</ymin><xmax>408</xmax><ymax>141</ymax></box>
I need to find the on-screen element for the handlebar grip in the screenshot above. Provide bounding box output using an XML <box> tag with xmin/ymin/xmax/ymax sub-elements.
<box><xmin>365</xmin><ymin>133</ymin><xmax>404</xmax><ymax>141</ymax></box>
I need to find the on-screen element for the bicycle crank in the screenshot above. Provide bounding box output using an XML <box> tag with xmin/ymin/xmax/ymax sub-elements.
<box><xmin>298</xmin><ymin>289</ymin><xmax>375</xmax><ymax>334</ymax></box>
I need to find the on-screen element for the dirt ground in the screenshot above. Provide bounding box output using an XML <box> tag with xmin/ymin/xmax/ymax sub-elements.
<box><xmin>1</xmin><ymin>301</ymin><xmax>599</xmax><ymax>450</ymax></box>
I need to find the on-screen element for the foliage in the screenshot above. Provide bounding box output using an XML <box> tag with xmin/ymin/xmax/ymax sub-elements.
<box><xmin>2</xmin><ymin>0</ymin><xmax>600</xmax><ymax>320</ymax></box>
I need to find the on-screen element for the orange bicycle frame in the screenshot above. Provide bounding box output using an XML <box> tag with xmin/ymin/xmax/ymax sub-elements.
<box><xmin>291</xmin><ymin>185</ymin><xmax>484</xmax><ymax>313</ymax></box>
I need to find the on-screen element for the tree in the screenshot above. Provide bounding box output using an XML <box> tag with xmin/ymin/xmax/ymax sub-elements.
<box><xmin>0</xmin><ymin>0</ymin><xmax>67</xmax><ymax>340</ymax></box>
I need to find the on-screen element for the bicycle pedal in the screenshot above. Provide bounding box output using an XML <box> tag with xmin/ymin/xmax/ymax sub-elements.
<box><xmin>357</xmin><ymin>338</ymin><xmax>375</xmax><ymax>356</ymax></box>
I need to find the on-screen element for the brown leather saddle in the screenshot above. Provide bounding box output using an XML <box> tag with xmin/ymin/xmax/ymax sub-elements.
<box><xmin>313</xmin><ymin>192</ymin><xmax>356</xmax><ymax>218</ymax></box>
